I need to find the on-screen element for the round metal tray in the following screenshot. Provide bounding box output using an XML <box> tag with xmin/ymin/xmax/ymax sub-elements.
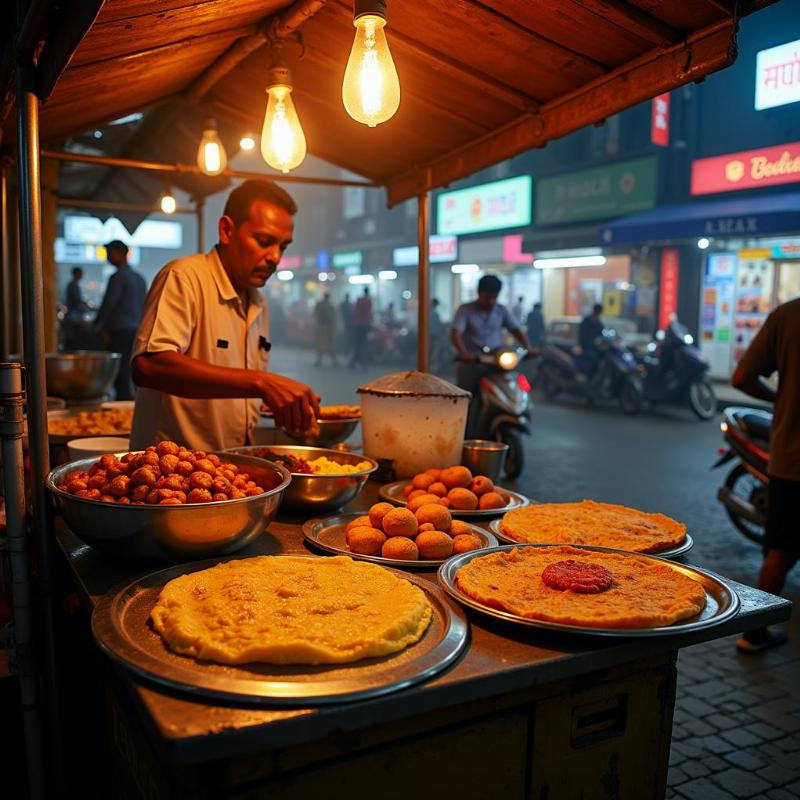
<box><xmin>379</xmin><ymin>481</ymin><xmax>530</xmax><ymax>518</ymax></box>
<box><xmin>303</xmin><ymin>511</ymin><xmax>498</xmax><ymax>569</ymax></box>
<box><xmin>488</xmin><ymin>519</ymin><xmax>694</xmax><ymax>559</ymax></box>
<box><xmin>437</xmin><ymin>543</ymin><xmax>739</xmax><ymax>637</ymax></box>
<box><xmin>92</xmin><ymin>555</ymin><xmax>468</xmax><ymax>705</ymax></box>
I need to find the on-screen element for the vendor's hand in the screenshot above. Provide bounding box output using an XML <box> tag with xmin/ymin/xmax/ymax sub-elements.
<box><xmin>258</xmin><ymin>374</ymin><xmax>320</xmax><ymax>434</ymax></box>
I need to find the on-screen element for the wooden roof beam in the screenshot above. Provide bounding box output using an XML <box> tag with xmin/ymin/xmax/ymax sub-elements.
<box><xmin>570</xmin><ymin>0</ymin><xmax>681</xmax><ymax>45</ymax></box>
<box><xmin>386</xmin><ymin>20</ymin><xmax>737</xmax><ymax>206</ymax></box>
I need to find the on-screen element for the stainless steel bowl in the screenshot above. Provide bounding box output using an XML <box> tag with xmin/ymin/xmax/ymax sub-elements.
<box><xmin>226</xmin><ymin>445</ymin><xmax>377</xmax><ymax>513</ymax></box>
<box><xmin>46</xmin><ymin>452</ymin><xmax>291</xmax><ymax>561</ymax></box>
<box><xmin>45</xmin><ymin>351</ymin><xmax>121</xmax><ymax>400</ymax></box>
<box><xmin>282</xmin><ymin>418</ymin><xmax>361</xmax><ymax>448</ymax></box>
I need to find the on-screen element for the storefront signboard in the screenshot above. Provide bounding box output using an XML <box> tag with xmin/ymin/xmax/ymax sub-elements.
<box><xmin>436</xmin><ymin>176</ymin><xmax>531</xmax><ymax>236</ymax></box>
<box><xmin>658</xmin><ymin>248</ymin><xmax>679</xmax><ymax>330</ymax></box>
<box><xmin>278</xmin><ymin>255</ymin><xmax>302</xmax><ymax>270</ymax></box>
<box><xmin>55</xmin><ymin>237</ymin><xmax>141</xmax><ymax>266</ymax></box>
<box><xmin>691</xmin><ymin>140</ymin><xmax>800</xmax><ymax>195</ymax></box>
<box><xmin>651</xmin><ymin>94</ymin><xmax>670</xmax><ymax>147</ymax></box>
<box><xmin>502</xmin><ymin>234</ymin><xmax>533</xmax><ymax>264</ymax></box>
<box><xmin>316</xmin><ymin>251</ymin><xmax>330</xmax><ymax>270</ymax></box>
<box><xmin>770</xmin><ymin>239</ymin><xmax>800</xmax><ymax>259</ymax></box>
<box><xmin>392</xmin><ymin>235</ymin><xmax>457</xmax><ymax>266</ymax></box>
<box><xmin>332</xmin><ymin>250</ymin><xmax>362</xmax><ymax>268</ymax></box>
<box><xmin>755</xmin><ymin>38</ymin><xmax>800</xmax><ymax>110</ymax></box>
<box><xmin>700</xmin><ymin>253</ymin><xmax>737</xmax><ymax>378</ymax></box>
<box><xmin>63</xmin><ymin>215</ymin><xmax>182</xmax><ymax>249</ymax></box>
<box><xmin>535</xmin><ymin>157</ymin><xmax>657</xmax><ymax>225</ymax></box>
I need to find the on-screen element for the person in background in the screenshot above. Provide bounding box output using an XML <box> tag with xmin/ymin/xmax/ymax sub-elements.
<box><xmin>65</xmin><ymin>267</ymin><xmax>88</xmax><ymax>318</ymax></box>
<box><xmin>130</xmin><ymin>179</ymin><xmax>319</xmax><ymax>450</ymax></box>
<box><xmin>349</xmin><ymin>287</ymin><xmax>373</xmax><ymax>369</ymax></box>
<box><xmin>339</xmin><ymin>293</ymin><xmax>353</xmax><ymax>353</ymax></box>
<box><xmin>451</xmin><ymin>274</ymin><xmax>531</xmax><ymax>436</ymax></box>
<box><xmin>578</xmin><ymin>303</ymin><xmax>604</xmax><ymax>374</ymax></box>
<box><xmin>731</xmin><ymin>297</ymin><xmax>800</xmax><ymax>652</ymax></box>
<box><xmin>511</xmin><ymin>295</ymin><xmax>526</xmax><ymax>327</ymax></box>
<box><xmin>95</xmin><ymin>241</ymin><xmax>147</xmax><ymax>400</ymax></box>
<box><xmin>313</xmin><ymin>293</ymin><xmax>338</xmax><ymax>367</ymax></box>
<box><xmin>526</xmin><ymin>302</ymin><xmax>546</xmax><ymax>350</ymax></box>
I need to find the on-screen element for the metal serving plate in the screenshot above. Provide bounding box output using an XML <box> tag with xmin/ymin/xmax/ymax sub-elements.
<box><xmin>437</xmin><ymin>543</ymin><xmax>739</xmax><ymax>638</ymax></box>
<box><xmin>92</xmin><ymin>555</ymin><xmax>468</xmax><ymax>705</ymax></box>
<box><xmin>303</xmin><ymin>512</ymin><xmax>498</xmax><ymax>569</ymax></box>
<box><xmin>488</xmin><ymin>519</ymin><xmax>694</xmax><ymax>560</ymax></box>
<box><xmin>379</xmin><ymin>481</ymin><xmax>530</xmax><ymax>518</ymax></box>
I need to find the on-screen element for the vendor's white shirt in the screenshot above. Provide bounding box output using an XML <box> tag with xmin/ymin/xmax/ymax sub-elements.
<box><xmin>130</xmin><ymin>248</ymin><xmax>269</xmax><ymax>451</ymax></box>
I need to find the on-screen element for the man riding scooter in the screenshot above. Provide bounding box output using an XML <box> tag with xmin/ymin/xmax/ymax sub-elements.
<box><xmin>451</xmin><ymin>274</ymin><xmax>532</xmax><ymax>437</ymax></box>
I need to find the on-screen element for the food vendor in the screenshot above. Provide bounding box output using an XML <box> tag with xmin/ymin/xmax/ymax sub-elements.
<box><xmin>130</xmin><ymin>179</ymin><xmax>319</xmax><ymax>451</ymax></box>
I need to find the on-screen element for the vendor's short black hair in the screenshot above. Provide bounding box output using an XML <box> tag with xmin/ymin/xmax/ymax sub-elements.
<box><xmin>223</xmin><ymin>179</ymin><xmax>297</xmax><ymax>224</ymax></box>
<box><xmin>478</xmin><ymin>274</ymin><xmax>502</xmax><ymax>295</ymax></box>
<box><xmin>105</xmin><ymin>239</ymin><xmax>128</xmax><ymax>255</ymax></box>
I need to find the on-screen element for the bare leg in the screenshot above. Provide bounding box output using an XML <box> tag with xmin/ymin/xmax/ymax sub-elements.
<box><xmin>757</xmin><ymin>549</ymin><xmax>798</xmax><ymax>595</ymax></box>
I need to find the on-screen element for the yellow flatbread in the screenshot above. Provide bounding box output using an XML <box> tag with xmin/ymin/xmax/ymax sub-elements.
<box><xmin>500</xmin><ymin>500</ymin><xmax>686</xmax><ymax>553</ymax></box>
<box><xmin>150</xmin><ymin>556</ymin><xmax>432</xmax><ymax>665</ymax></box>
<box><xmin>455</xmin><ymin>546</ymin><xmax>706</xmax><ymax>628</ymax></box>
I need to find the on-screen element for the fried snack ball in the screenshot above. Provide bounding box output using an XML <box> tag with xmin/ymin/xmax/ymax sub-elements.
<box><xmin>402</xmin><ymin>484</ymin><xmax>414</xmax><ymax>497</ymax></box>
<box><xmin>469</xmin><ymin>475</ymin><xmax>494</xmax><ymax>496</ymax></box>
<box><xmin>348</xmin><ymin>527</ymin><xmax>386</xmax><ymax>556</ymax></box>
<box><xmin>108</xmin><ymin>476</ymin><xmax>131</xmax><ymax>497</ymax></box>
<box><xmin>117</xmin><ymin>496</ymin><xmax>131</xmax><ymax>505</ymax></box>
<box><xmin>140</xmin><ymin>451</ymin><xmax>160</xmax><ymax>468</ymax></box>
<box><xmin>159</xmin><ymin>454</ymin><xmax>180</xmax><ymax>475</ymax></box>
<box><xmin>424</xmin><ymin>468</ymin><xmax>442</xmax><ymax>481</ymax></box>
<box><xmin>156</xmin><ymin>441</ymin><xmax>180</xmax><ymax>457</ymax></box>
<box><xmin>160</xmin><ymin>497</ymin><xmax>183</xmax><ymax>505</ymax></box>
<box><xmin>407</xmin><ymin>493</ymin><xmax>445</xmax><ymax>513</ymax></box>
<box><xmin>407</xmin><ymin>489</ymin><xmax>427</xmax><ymax>503</ymax></box>
<box><xmin>382</xmin><ymin>507</ymin><xmax>418</xmax><ymax>538</ymax></box>
<box><xmin>427</xmin><ymin>481</ymin><xmax>448</xmax><ymax>497</ymax></box>
<box><xmin>411</xmin><ymin>473</ymin><xmax>436</xmax><ymax>491</ymax></box>
<box><xmin>130</xmin><ymin>484</ymin><xmax>150</xmax><ymax>502</ymax></box>
<box><xmin>478</xmin><ymin>491</ymin><xmax>506</xmax><ymax>510</ymax></box>
<box><xmin>189</xmin><ymin>471</ymin><xmax>214</xmax><ymax>491</ymax></box>
<box><xmin>368</xmin><ymin>502</ymin><xmax>395</xmax><ymax>529</ymax></box>
<box><xmin>452</xmin><ymin>533</ymin><xmax>484</xmax><ymax>554</ymax></box>
<box><xmin>177</xmin><ymin>448</ymin><xmax>193</xmax><ymax>461</ymax></box>
<box><xmin>131</xmin><ymin>466</ymin><xmax>157</xmax><ymax>487</ymax></box>
<box><xmin>211</xmin><ymin>477</ymin><xmax>231</xmax><ymax>494</ymax></box>
<box><xmin>162</xmin><ymin>475</ymin><xmax>184</xmax><ymax>492</ymax></box>
<box><xmin>418</xmin><ymin>523</ymin><xmax>435</xmax><ymax>533</ymax></box>
<box><xmin>212</xmin><ymin>493</ymin><xmax>229</xmax><ymax>503</ymax></box>
<box><xmin>194</xmin><ymin>458</ymin><xmax>217</xmax><ymax>476</ymax></box>
<box><xmin>207</xmin><ymin>454</ymin><xmax>222</xmax><ymax>467</ymax></box>
<box><xmin>416</xmin><ymin>531</ymin><xmax>454</xmax><ymax>559</ymax></box>
<box><xmin>382</xmin><ymin>536</ymin><xmax>419</xmax><ymax>561</ymax></box>
<box><xmin>75</xmin><ymin>488</ymin><xmax>102</xmax><ymax>500</ymax></box>
<box><xmin>66</xmin><ymin>478</ymin><xmax>88</xmax><ymax>494</ymax></box>
<box><xmin>439</xmin><ymin>497</ymin><xmax>451</xmax><ymax>509</ymax></box>
<box><xmin>99</xmin><ymin>495</ymin><xmax>116</xmax><ymax>503</ymax></box>
<box><xmin>450</xmin><ymin>519</ymin><xmax>473</xmax><ymax>536</ymax></box>
<box><xmin>87</xmin><ymin>472</ymin><xmax>107</xmax><ymax>491</ymax></box>
<box><xmin>415</xmin><ymin>503</ymin><xmax>452</xmax><ymax>532</ymax></box>
<box><xmin>187</xmin><ymin>488</ymin><xmax>213</xmax><ymax>504</ymax></box>
<box><xmin>440</xmin><ymin>466</ymin><xmax>473</xmax><ymax>489</ymax></box>
<box><xmin>245</xmin><ymin>486</ymin><xmax>263</xmax><ymax>497</ymax></box>
<box><xmin>173</xmin><ymin>491</ymin><xmax>187</xmax><ymax>504</ymax></box>
<box><xmin>345</xmin><ymin>525</ymin><xmax>382</xmax><ymax>548</ymax></box>
<box><xmin>346</xmin><ymin>515</ymin><xmax>373</xmax><ymax>532</ymax></box>
<box><xmin>448</xmin><ymin>487</ymin><xmax>479</xmax><ymax>510</ymax></box>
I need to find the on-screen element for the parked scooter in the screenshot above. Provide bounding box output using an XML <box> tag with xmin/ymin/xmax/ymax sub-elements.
<box><xmin>464</xmin><ymin>347</ymin><xmax>532</xmax><ymax>480</ymax></box>
<box><xmin>639</xmin><ymin>320</ymin><xmax>716</xmax><ymax>419</ymax></box>
<box><xmin>538</xmin><ymin>329</ymin><xmax>643</xmax><ymax>414</ymax></box>
<box><xmin>713</xmin><ymin>405</ymin><xmax>771</xmax><ymax>544</ymax></box>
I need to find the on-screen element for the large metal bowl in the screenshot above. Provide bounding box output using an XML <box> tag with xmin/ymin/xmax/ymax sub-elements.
<box><xmin>226</xmin><ymin>445</ymin><xmax>377</xmax><ymax>513</ymax></box>
<box><xmin>282</xmin><ymin>418</ymin><xmax>361</xmax><ymax>448</ymax></box>
<box><xmin>46</xmin><ymin>452</ymin><xmax>291</xmax><ymax>561</ymax></box>
<box><xmin>45</xmin><ymin>351</ymin><xmax>121</xmax><ymax>400</ymax></box>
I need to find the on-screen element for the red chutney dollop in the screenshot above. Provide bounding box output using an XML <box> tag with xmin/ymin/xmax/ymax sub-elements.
<box><xmin>541</xmin><ymin>559</ymin><xmax>613</xmax><ymax>594</ymax></box>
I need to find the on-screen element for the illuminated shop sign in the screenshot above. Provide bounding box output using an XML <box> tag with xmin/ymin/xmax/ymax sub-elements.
<box><xmin>332</xmin><ymin>250</ymin><xmax>363</xmax><ymax>268</ymax></box>
<box><xmin>755</xmin><ymin>38</ymin><xmax>800</xmax><ymax>110</ymax></box>
<box><xmin>691</xmin><ymin>140</ymin><xmax>800</xmax><ymax>195</ymax></box>
<box><xmin>436</xmin><ymin>176</ymin><xmax>531</xmax><ymax>236</ymax></box>
<box><xmin>392</xmin><ymin>235</ymin><xmax>458</xmax><ymax>266</ymax></box>
<box><xmin>55</xmin><ymin>238</ymin><xmax>141</xmax><ymax>266</ymax></box>
<box><xmin>278</xmin><ymin>255</ymin><xmax>302</xmax><ymax>270</ymax></box>
<box><xmin>63</xmin><ymin>215</ymin><xmax>182</xmax><ymax>249</ymax></box>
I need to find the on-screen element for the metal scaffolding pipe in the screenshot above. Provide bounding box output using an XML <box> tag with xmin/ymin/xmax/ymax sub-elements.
<box><xmin>417</xmin><ymin>192</ymin><xmax>430</xmax><ymax>373</ymax></box>
<box><xmin>1</xmin><ymin>163</ymin><xmax>10</xmax><ymax>359</ymax></box>
<box><xmin>16</xmin><ymin>59</ymin><xmax>64</xmax><ymax>794</ymax></box>
<box><xmin>41</xmin><ymin>149</ymin><xmax>380</xmax><ymax>188</ymax></box>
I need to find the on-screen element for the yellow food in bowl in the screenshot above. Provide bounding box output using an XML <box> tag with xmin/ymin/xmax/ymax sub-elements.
<box><xmin>307</xmin><ymin>456</ymin><xmax>372</xmax><ymax>475</ymax></box>
<box><xmin>49</xmin><ymin>409</ymin><xmax>133</xmax><ymax>436</ymax></box>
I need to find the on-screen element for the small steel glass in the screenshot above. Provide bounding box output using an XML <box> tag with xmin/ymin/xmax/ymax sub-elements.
<box><xmin>461</xmin><ymin>439</ymin><xmax>509</xmax><ymax>483</ymax></box>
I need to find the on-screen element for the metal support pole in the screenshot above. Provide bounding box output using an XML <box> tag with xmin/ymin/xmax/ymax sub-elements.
<box><xmin>16</xmin><ymin>59</ymin><xmax>64</xmax><ymax>793</ymax></box>
<box><xmin>196</xmin><ymin>198</ymin><xmax>205</xmax><ymax>252</ymax></box>
<box><xmin>0</xmin><ymin>363</ymin><xmax>45</xmax><ymax>799</ymax></box>
<box><xmin>0</xmin><ymin>163</ymin><xmax>10</xmax><ymax>359</ymax></box>
<box><xmin>417</xmin><ymin>192</ymin><xmax>430</xmax><ymax>372</ymax></box>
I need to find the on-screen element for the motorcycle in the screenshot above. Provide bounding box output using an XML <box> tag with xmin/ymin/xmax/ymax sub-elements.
<box><xmin>639</xmin><ymin>320</ymin><xmax>716</xmax><ymax>420</ymax></box>
<box><xmin>713</xmin><ymin>405</ymin><xmax>770</xmax><ymax>544</ymax></box>
<box><xmin>466</xmin><ymin>347</ymin><xmax>532</xmax><ymax>480</ymax></box>
<box><xmin>538</xmin><ymin>329</ymin><xmax>643</xmax><ymax>414</ymax></box>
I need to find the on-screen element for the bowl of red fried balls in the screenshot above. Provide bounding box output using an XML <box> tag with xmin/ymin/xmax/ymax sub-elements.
<box><xmin>402</xmin><ymin>466</ymin><xmax>507</xmax><ymax>512</ymax></box>
<box><xmin>46</xmin><ymin>442</ymin><xmax>291</xmax><ymax>560</ymax></box>
<box><xmin>345</xmin><ymin>501</ymin><xmax>486</xmax><ymax>562</ymax></box>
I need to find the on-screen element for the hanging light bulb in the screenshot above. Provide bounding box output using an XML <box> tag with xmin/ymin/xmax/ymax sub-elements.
<box><xmin>160</xmin><ymin>186</ymin><xmax>176</xmax><ymax>214</ymax></box>
<box><xmin>239</xmin><ymin>134</ymin><xmax>256</xmax><ymax>151</ymax></box>
<box><xmin>342</xmin><ymin>0</ymin><xmax>400</xmax><ymax>127</ymax></box>
<box><xmin>260</xmin><ymin>65</ymin><xmax>307</xmax><ymax>174</ymax></box>
<box><xmin>196</xmin><ymin>118</ymin><xmax>227</xmax><ymax>176</ymax></box>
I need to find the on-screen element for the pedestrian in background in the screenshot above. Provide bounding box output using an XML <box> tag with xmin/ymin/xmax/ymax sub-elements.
<box><xmin>527</xmin><ymin>302</ymin><xmax>546</xmax><ymax>350</ymax></box>
<box><xmin>65</xmin><ymin>266</ymin><xmax>88</xmax><ymax>318</ymax></box>
<box><xmin>95</xmin><ymin>240</ymin><xmax>147</xmax><ymax>400</ymax></box>
<box><xmin>349</xmin><ymin>287</ymin><xmax>372</xmax><ymax>369</ymax></box>
<box><xmin>339</xmin><ymin>293</ymin><xmax>353</xmax><ymax>353</ymax></box>
<box><xmin>732</xmin><ymin>297</ymin><xmax>799</xmax><ymax>652</ymax></box>
<box><xmin>313</xmin><ymin>293</ymin><xmax>338</xmax><ymax>366</ymax></box>
<box><xmin>511</xmin><ymin>295</ymin><xmax>526</xmax><ymax>327</ymax></box>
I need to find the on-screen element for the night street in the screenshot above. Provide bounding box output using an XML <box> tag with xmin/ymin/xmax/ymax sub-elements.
<box><xmin>273</xmin><ymin>345</ymin><xmax>800</xmax><ymax>799</ymax></box>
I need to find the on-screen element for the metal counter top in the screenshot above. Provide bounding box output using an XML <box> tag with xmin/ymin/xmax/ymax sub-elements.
<box><xmin>56</xmin><ymin>482</ymin><xmax>791</xmax><ymax>768</ymax></box>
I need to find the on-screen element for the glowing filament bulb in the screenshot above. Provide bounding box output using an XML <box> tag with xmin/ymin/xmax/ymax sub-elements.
<box><xmin>160</xmin><ymin>190</ymin><xmax>176</xmax><ymax>214</ymax></box>
<box><xmin>260</xmin><ymin>72</ymin><xmax>306</xmax><ymax>174</ymax></box>
<box><xmin>196</xmin><ymin>120</ymin><xmax>227</xmax><ymax>176</ymax></box>
<box><xmin>342</xmin><ymin>13</ymin><xmax>400</xmax><ymax>127</ymax></box>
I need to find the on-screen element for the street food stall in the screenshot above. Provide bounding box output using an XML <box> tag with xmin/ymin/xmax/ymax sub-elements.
<box><xmin>0</xmin><ymin>1</ymin><xmax>786</xmax><ymax>798</ymax></box>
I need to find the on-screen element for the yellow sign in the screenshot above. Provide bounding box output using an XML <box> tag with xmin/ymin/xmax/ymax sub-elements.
<box><xmin>603</xmin><ymin>290</ymin><xmax>622</xmax><ymax>317</ymax></box>
<box><xmin>738</xmin><ymin>249</ymin><xmax>771</xmax><ymax>260</ymax></box>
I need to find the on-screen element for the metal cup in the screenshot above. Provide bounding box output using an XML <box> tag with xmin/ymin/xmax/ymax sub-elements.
<box><xmin>461</xmin><ymin>439</ymin><xmax>509</xmax><ymax>483</ymax></box>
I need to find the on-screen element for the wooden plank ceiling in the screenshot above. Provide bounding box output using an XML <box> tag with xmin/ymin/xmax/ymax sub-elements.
<box><xmin>8</xmin><ymin>0</ymin><xmax>776</xmax><ymax>206</ymax></box>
